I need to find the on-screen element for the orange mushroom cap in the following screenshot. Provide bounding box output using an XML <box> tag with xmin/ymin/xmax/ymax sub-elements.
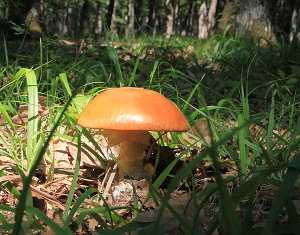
<box><xmin>77</xmin><ymin>87</ymin><xmax>189</xmax><ymax>131</ymax></box>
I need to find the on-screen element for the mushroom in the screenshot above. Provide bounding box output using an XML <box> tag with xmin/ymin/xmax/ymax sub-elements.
<box><xmin>77</xmin><ymin>87</ymin><xmax>189</xmax><ymax>192</ymax></box>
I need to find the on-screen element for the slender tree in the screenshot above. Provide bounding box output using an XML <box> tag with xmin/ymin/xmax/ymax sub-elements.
<box><xmin>125</xmin><ymin>0</ymin><xmax>135</xmax><ymax>37</ymax></box>
<box><xmin>174</xmin><ymin>0</ymin><xmax>179</xmax><ymax>34</ymax></box>
<box><xmin>181</xmin><ymin>0</ymin><xmax>194</xmax><ymax>36</ymax></box>
<box><xmin>94</xmin><ymin>1</ymin><xmax>103</xmax><ymax>40</ymax></box>
<box><xmin>198</xmin><ymin>0</ymin><xmax>218</xmax><ymax>39</ymax></box>
<box><xmin>165</xmin><ymin>0</ymin><xmax>175</xmax><ymax>38</ymax></box>
<box><xmin>79</xmin><ymin>0</ymin><xmax>91</xmax><ymax>37</ymax></box>
<box><xmin>106</xmin><ymin>0</ymin><xmax>115</xmax><ymax>30</ymax></box>
<box><xmin>110</xmin><ymin>0</ymin><xmax>118</xmax><ymax>34</ymax></box>
<box><xmin>289</xmin><ymin>2</ymin><xmax>300</xmax><ymax>41</ymax></box>
<box><xmin>147</xmin><ymin>0</ymin><xmax>155</xmax><ymax>33</ymax></box>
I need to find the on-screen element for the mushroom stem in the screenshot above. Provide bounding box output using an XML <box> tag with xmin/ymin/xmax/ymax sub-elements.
<box><xmin>103</xmin><ymin>130</ymin><xmax>154</xmax><ymax>179</ymax></box>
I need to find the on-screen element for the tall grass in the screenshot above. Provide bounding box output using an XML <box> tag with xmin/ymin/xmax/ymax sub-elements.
<box><xmin>0</xmin><ymin>35</ymin><xmax>300</xmax><ymax>234</ymax></box>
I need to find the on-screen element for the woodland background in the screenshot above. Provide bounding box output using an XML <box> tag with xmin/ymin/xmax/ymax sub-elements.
<box><xmin>0</xmin><ymin>0</ymin><xmax>299</xmax><ymax>42</ymax></box>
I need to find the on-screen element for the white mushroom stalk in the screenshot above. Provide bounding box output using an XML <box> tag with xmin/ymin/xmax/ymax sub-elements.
<box><xmin>102</xmin><ymin>130</ymin><xmax>154</xmax><ymax>179</ymax></box>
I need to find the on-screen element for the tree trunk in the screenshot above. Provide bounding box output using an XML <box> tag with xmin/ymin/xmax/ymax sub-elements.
<box><xmin>6</xmin><ymin>0</ymin><xmax>43</xmax><ymax>36</ymax></box>
<box><xmin>62</xmin><ymin>1</ymin><xmax>69</xmax><ymax>35</ymax></box>
<box><xmin>106</xmin><ymin>0</ymin><xmax>114</xmax><ymax>30</ymax></box>
<box><xmin>266</xmin><ymin>0</ymin><xmax>299</xmax><ymax>41</ymax></box>
<box><xmin>232</xmin><ymin>0</ymin><xmax>300</xmax><ymax>42</ymax></box>
<box><xmin>56</xmin><ymin>1</ymin><xmax>67</xmax><ymax>35</ymax></box>
<box><xmin>66</xmin><ymin>4</ymin><xmax>74</xmax><ymax>36</ymax></box>
<box><xmin>110</xmin><ymin>0</ymin><xmax>118</xmax><ymax>34</ymax></box>
<box><xmin>191</xmin><ymin>1</ymin><xmax>198</xmax><ymax>36</ymax></box>
<box><xmin>8</xmin><ymin>0</ymin><xmax>36</xmax><ymax>26</ymax></box>
<box><xmin>174</xmin><ymin>0</ymin><xmax>179</xmax><ymax>34</ymax></box>
<box><xmin>154</xmin><ymin>0</ymin><xmax>161</xmax><ymax>35</ymax></box>
<box><xmin>198</xmin><ymin>0</ymin><xmax>218</xmax><ymax>39</ymax></box>
<box><xmin>289</xmin><ymin>3</ymin><xmax>300</xmax><ymax>41</ymax></box>
<box><xmin>181</xmin><ymin>0</ymin><xmax>193</xmax><ymax>36</ymax></box>
<box><xmin>94</xmin><ymin>2</ymin><xmax>103</xmax><ymax>40</ymax></box>
<box><xmin>235</xmin><ymin>0</ymin><xmax>274</xmax><ymax>41</ymax></box>
<box><xmin>208</xmin><ymin>0</ymin><xmax>218</xmax><ymax>31</ymax></box>
<box><xmin>148</xmin><ymin>0</ymin><xmax>156</xmax><ymax>33</ymax></box>
<box><xmin>218</xmin><ymin>0</ymin><xmax>238</xmax><ymax>33</ymax></box>
<box><xmin>165</xmin><ymin>0</ymin><xmax>175</xmax><ymax>38</ymax></box>
<box><xmin>79</xmin><ymin>0</ymin><xmax>91</xmax><ymax>37</ymax></box>
<box><xmin>134</xmin><ymin>0</ymin><xmax>143</xmax><ymax>32</ymax></box>
<box><xmin>198</xmin><ymin>1</ymin><xmax>208</xmax><ymax>39</ymax></box>
<box><xmin>25</xmin><ymin>0</ymin><xmax>42</xmax><ymax>35</ymax></box>
<box><xmin>125</xmin><ymin>0</ymin><xmax>135</xmax><ymax>37</ymax></box>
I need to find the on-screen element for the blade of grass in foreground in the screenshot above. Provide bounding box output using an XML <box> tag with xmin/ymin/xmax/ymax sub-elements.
<box><xmin>0</xmin><ymin>102</ymin><xmax>15</xmax><ymax>130</ymax></box>
<box><xmin>62</xmin><ymin>133</ymin><xmax>82</xmax><ymax>224</ymax></box>
<box><xmin>107</xmin><ymin>47</ymin><xmax>124</xmax><ymax>86</ymax></box>
<box><xmin>266</xmin><ymin>93</ymin><xmax>275</xmax><ymax>158</ymax></box>
<box><xmin>25</xmin><ymin>68</ymin><xmax>39</xmax><ymax>170</ymax></box>
<box><xmin>208</xmin><ymin>148</ymin><xmax>241</xmax><ymax>235</ymax></box>
<box><xmin>149</xmin><ymin>60</ymin><xmax>159</xmax><ymax>86</ymax></box>
<box><xmin>148</xmin><ymin>185</ymin><xmax>193</xmax><ymax>234</ymax></box>
<box><xmin>28</xmin><ymin>207</ymin><xmax>72</xmax><ymax>235</ymax></box>
<box><xmin>152</xmin><ymin>157</ymin><xmax>178</xmax><ymax>190</ymax></box>
<box><xmin>238</xmin><ymin>79</ymin><xmax>250</xmax><ymax>176</ymax></box>
<box><xmin>2</xmin><ymin>34</ymin><xmax>9</xmax><ymax>67</ymax></box>
<box><xmin>238</xmin><ymin>113</ymin><xmax>249</xmax><ymax>176</ymax></box>
<box><xmin>182</xmin><ymin>80</ymin><xmax>202</xmax><ymax>113</ymax></box>
<box><xmin>12</xmin><ymin>97</ymin><xmax>73</xmax><ymax>235</ymax></box>
<box><xmin>128</xmin><ymin>58</ymin><xmax>139</xmax><ymax>86</ymax></box>
<box><xmin>64</xmin><ymin>188</ymin><xmax>97</xmax><ymax>226</ymax></box>
<box><xmin>164</xmin><ymin>126</ymin><xmax>244</xmax><ymax>234</ymax></box>
<box><xmin>59</xmin><ymin>72</ymin><xmax>72</xmax><ymax>97</ymax></box>
<box><xmin>265</xmin><ymin>156</ymin><xmax>300</xmax><ymax>233</ymax></box>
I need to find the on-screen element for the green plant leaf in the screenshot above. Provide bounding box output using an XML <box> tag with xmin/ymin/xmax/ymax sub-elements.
<box><xmin>59</xmin><ymin>73</ymin><xmax>72</xmax><ymax>97</ymax></box>
<box><xmin>24</xmin><ymin>68</ymin><xmax>39</xmax><ymax>169</ymax></box>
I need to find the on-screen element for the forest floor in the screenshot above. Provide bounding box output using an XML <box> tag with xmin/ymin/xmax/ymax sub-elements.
<box><xmin>0</xmin><ymin>35</ymin><xmax>300</xmax><ymax>234</ymax></box>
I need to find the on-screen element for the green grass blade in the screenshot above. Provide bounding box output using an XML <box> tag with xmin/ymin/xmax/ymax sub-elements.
<box><xmin>149</xmin><ymin>60</ymin><xmax>159</xmax><ymax>85</ymax></box>
<box><xmin>0</xmin><ymin>204</ymin><xmax>15</xmax><ymax>212</ymax></box>
<box><xmin>265</xmin><ymin>156</ymin><xmax>300</xmax><ymax>232</ymax></box>
<box><xmin>63</xmin><ymin>133</ymin><xmax>82</xmax><ymax>223</ymax></box>
<box><xmin>152</xmin><ymin>157</ymin><xmax>178</xmax><ymax>190</ymax></box>
<box><xmin>232</xmin><ymin>171</ymin><xmax>271</xmax><ymax>203</ymax></box>
<box><xmin>2</xmin><ymin>34</ymin><xmax>9</xmax><ymax>67</ymax></box>
<box><xmin>266</xmin><ymin>93</ymin><xmax>275</xmax><ymax>158</ymax></box>
<box><xmin>238</xmin><ymin>113</ymin><xmax>249</xmax><ymax>175</ymax></box>
<box><xmin>77</xmin><ymin>206</ymin><xmax>109</xmax><ymax>227</ymax></box>
<box><xmin>285</xmin><ymin>198</ymin><xmax>300</xmax><ymax>225</ymax></box>
<box><xmin>0</xmin><ymin>102</ymin><xmax>15</xmax><ymax>130</ymax></box>
<box><xmin>24</xmin><ymin>68</ymin><xmax>39</xmax><ymax>170</ymax></box>
<box><xmin>128</xmin><ymin>58</ymin><xmax>139</xmax><ymax>86</ymax></box>
<box><xmin>238</xmin><ymin>79</ymin><xmax>250</xmax><ymax>176</ymax></box>
<box><xmin>13</xmin><ymin>97</ymin><xmax>73</xmax><ymax>235</ymax></box>
<box><xmin>82</xmin><ymin>128</ymin><xmax>108</xmax><ymax>164</ymax></box>
<box><xmin>0</xmin><ymin>224</ymin><xmax>14</xmax><ymax>233</ymax></box>
<box><xmin>59</xmin><ymin>73</ymin><xmax>72</xmax><ymax>97</ymax></box>
<box><xmin>149</xmin><ymin>185</ymin><xmax>193</xmax><ymax>234</ymax></box>
<box><xmin>100</xmin><ymin>221</ymin><xmax>142</xmax><ymax>234</ymax></box>
<box><xmin>182</xmin><ymin>81</ymin><xmax>201</xmax><ymax>112</ymax></box>
<box><xmin>64</xmin><ymin>188</ymin><xmax>97</xmax><ymax>226</ymax></box>
<box><xmin>107</xmin><ymin>47</ymin><xmax>123</xmax><ymax>85</ymax></box>
<box><xmin>208</xmin><ymin>148</ymin><xmax>241</xmax><ymax>235</ymax></box>
<box><xmin>28</xmin><ymin>207</ymin><xmax>72</xmax><ymax>235</ymax></box>
<box><xmin>167</xmin><ymin>125</ymin><xmax>243</xmax><ymax>194</ymax></box>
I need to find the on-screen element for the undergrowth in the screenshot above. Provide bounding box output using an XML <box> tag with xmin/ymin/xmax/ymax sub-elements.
<box><xmin>0</xmin><ymin>34</ymin><xmax>300</xmax><ymax>234</ymax></box>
